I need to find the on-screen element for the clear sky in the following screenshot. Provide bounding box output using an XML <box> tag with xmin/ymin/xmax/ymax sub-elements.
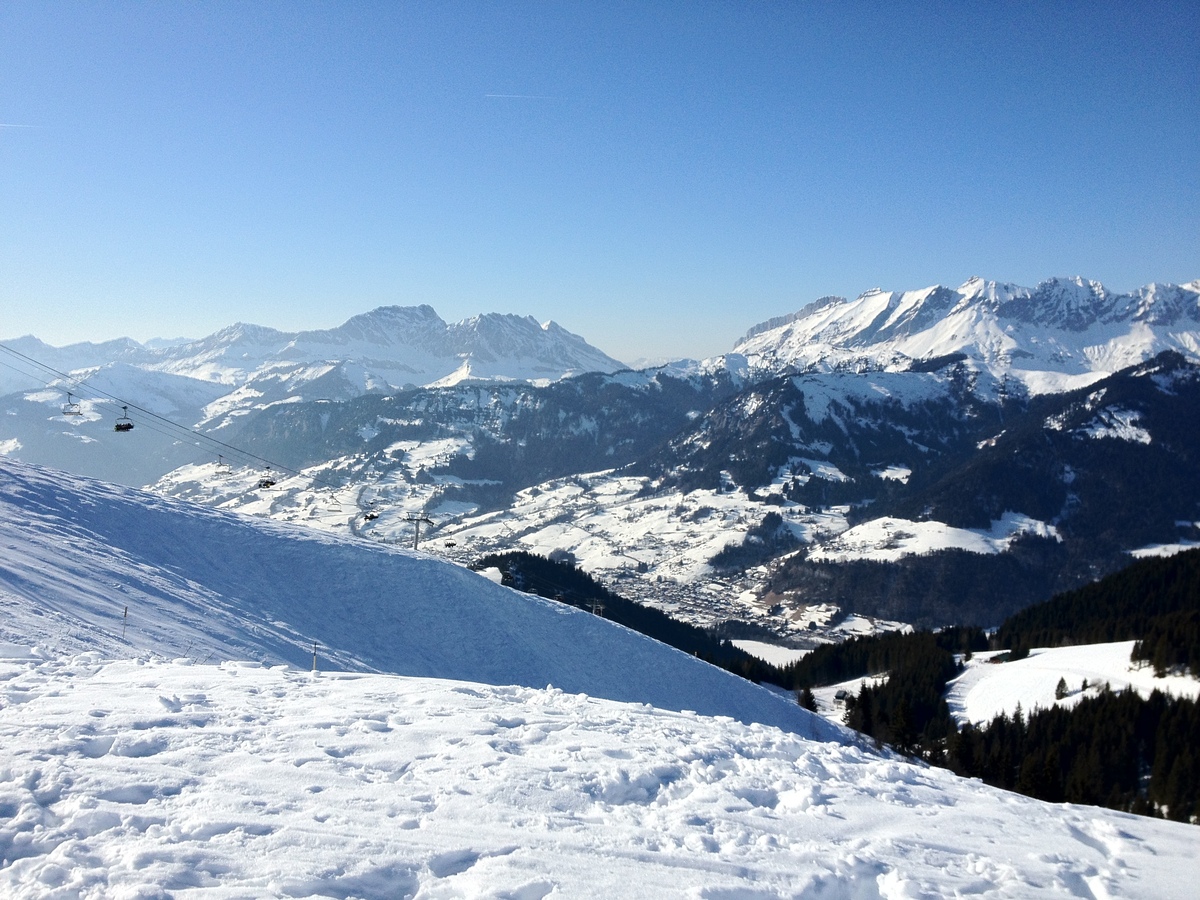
<box><xmin>2</xmin><ymin>2</ymin><xmax>1197</xmax><ymax>364</ymax></box>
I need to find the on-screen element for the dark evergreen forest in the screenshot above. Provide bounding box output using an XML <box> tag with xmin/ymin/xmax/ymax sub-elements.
<box><xmin>789</xmin><ymin>548</ymin><xmax>1200</xmax><ymax>822</ymax></box>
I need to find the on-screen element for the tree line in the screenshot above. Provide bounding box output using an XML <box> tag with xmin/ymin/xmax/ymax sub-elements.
<box><xmin>791</xmin><ymin>548</ymin><xmax>1200</xmax><ymax>822</ymax></box>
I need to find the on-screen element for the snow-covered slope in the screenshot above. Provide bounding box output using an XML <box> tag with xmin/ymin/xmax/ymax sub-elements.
<box><xmin>947</xmin><ymin>642</ymin><xmax>1200</xmax><ymax>726</ymax></box>
<box><xmin>0</xmin><ymin>457</ymin><xmax>822</xmax><ymax>735</ymax></box>
<box><xmin>2</xmin><ymin>459</ymin><xmax>1198</xmax><ymax>897</ymax></box>
<box><xmin>736</xmin><ymin>277</ymin><xmax>1200</xmax><ymax>395</ymax></box>
<box><xmin>2</xmin><ymin>653</ymin><xmax>1197</xmax><ymax>898</ymax></box>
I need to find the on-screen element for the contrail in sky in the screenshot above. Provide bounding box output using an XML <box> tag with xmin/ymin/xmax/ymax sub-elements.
<box><xmin>484</xmin><ymin>93</ymin><xmax>558</xmax><ymax>100</ymax></box>
<box><xmin>0</xmin><ymin>123</ymin><xmax>38</xmax><ymax>128</ymax></box>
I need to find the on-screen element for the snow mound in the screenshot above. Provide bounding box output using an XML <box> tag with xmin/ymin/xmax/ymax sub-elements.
<box><xmin>808</xmin><ymin>512</ymin><xmax>1060</xmax><ymax>564</ymax></box>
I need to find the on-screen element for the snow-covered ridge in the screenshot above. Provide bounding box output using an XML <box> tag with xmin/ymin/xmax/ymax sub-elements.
<box><xmin>735</xmin><ymin>276</ymin><xmax>1200</xmax><ymax>395</ymax></box>
<box><xmin>2</xmin><ymin>305</ymin><xmax>625</xmax><ymax>395</ymax></box>
<box><xmin>0</xmin><ymin>456</ymin><xmax>822</xmax><ymax>735</ymax></box>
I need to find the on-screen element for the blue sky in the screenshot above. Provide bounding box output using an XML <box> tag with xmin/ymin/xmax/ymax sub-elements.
<box><xmin>2</xmin><ymin>2</ymin><xmax>1197</xmax><ymax>363</ymax></box>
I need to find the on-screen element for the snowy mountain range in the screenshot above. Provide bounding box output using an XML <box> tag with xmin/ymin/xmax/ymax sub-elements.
<box><xmin>3</xmin><ymin>277</ymin><xmax>1199</xmax><ymax>634</ymax></box>
<box><xmin>0</xmin><ymin>306</ymin><xmax>625</xmax><ymax>485</ymax></box>
<box><xmin>736</xmin><ymin>276</ymin><xmax>1200</xmax><ymax>395</ymax></box>
<box><xmin>148</xmin><ymin>350</ymin><xmax>1199</xmax><ymax>636</ymax></box>
<box><xmin>2</xmin><ymin>305</ymin><xmax>624</xmax><ymax>398</ymax></box>
<box><xmin>1</xmin><ymin>454</ymin><xmax>1196</xmax><ymax>897</ymax></box>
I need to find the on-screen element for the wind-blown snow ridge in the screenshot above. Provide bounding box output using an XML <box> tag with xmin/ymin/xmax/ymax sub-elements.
<box><xmin>736</xmin><ymin>276</ymin><xmax>1200</xmax><ymax>395</ymax></box>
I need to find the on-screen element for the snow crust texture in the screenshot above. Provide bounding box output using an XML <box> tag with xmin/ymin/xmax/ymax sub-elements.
<box><xmin>2</xmin><ymin>654</ymin><xmax>1196</xmax><ymax>899</ymax></box>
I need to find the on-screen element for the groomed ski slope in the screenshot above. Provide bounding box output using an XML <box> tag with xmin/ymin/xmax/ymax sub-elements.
<box><xmin>0</xmin><ymin>458</ymin><xmax>827</xmax><ymax>736</ymax></box>
<box><xmin>1</xmin><ymin>458</ymin><xmax>1198</xmax><ymax>897</ymax></box>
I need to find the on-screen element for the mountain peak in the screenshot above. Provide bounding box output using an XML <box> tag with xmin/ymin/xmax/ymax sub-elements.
<box><xmin>734</xmin><ymin>277</ymin><xmax>1200</xmax><ymax>393</ymax></box>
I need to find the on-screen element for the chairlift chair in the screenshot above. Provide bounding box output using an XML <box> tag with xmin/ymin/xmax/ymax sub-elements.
<box><xmin>215</xmin><ymin>455</ymin><xmax>233</xmax><ymax>476</ymax></box>
<box><xmin>257</xmin><ymin>467</ymin><xmax>277</xmax><ymax>489</ymax></box>
<box><xmin>61</xmin><ymin>392</ymin><xmax>82</xmax><ymax>416</ymax></box>
<box><xmin>114</xmin><ymin>406</ymin><xmax>134</xmax><ymax>432</ymax></box>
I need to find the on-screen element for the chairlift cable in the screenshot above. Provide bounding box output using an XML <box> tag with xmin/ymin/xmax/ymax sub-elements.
<box><xmin>0</xmin><ymin>342</ymin><xmax>288</xmax><ymax>468</ymax></box>
<box><xmin>0</xmin><ymin>341</ymin><xmax>347</xmax><ymax>493</ymax></box>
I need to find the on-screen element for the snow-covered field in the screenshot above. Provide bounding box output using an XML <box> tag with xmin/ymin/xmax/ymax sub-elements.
<box><xmin>3</xmin><ymin>457</ymin><xmax>1199</xmax><ymax>897</ymax></box>
<box><xmin>3</xmin><ymin>651</ymin><xmax>1199</xmax><ymax>899</ymax></box>
<box><xmin>801</xmin><ymin>642</ymin><xmax>1200</xmax><ymax>735</ymax></box>
<box><xmin>807</xmin><ymin>512</ymin><xmax>1060</xmax><ymax>564</ymax></box>
<box><xmin>947</xmin><ymin>642</ymin><xmax>1200</xmax><ymax>726</ymax></box>
<box><xmin>730</xmin><ymin>640</ymin><xmax>810</xmax><ymax>668</ymax></box>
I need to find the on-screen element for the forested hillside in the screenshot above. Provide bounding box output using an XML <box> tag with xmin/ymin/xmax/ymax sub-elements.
<box><xmin>995</xmin><ymin>548</ymin><xmax>1200</xmax><ymax>670</ymax></box>
<box><xmin>765</xmin><ymin>354</ymin><xmax>1200</xmax><ymax>627</ymax></box>
<box><xmin>786</xmin><ymin>550</ymin><xmax>1200</xmax><ymax>821</ymax></box>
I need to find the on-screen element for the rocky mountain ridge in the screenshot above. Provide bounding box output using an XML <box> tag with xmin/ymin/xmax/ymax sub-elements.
<box><xmin>3</xmin><ymin>305</ymin><xmax>625</xmax><ymax>396</ymax></box>
<box><xmin>735</xmin><ymin>276</ymin><xmax>1200</xmax><ymax>396</ymax></box>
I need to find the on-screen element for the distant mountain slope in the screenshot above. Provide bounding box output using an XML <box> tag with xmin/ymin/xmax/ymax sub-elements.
<box><xmin>0</xmin><ymin>457</ymin><xmax>826</xmax><ymax>736</ymax></box>
<box><xmin>6</xmin><ymin>306</ymin><xmax>625</xmax><ymax>391</ymax></box>
<box><xmin>736</xmin><ymin>276</ymin><xmax>1200</xmax><ymax>395</ymax></box>
<box><xmin>767</xmin><ymin>352</ymin><xmax>1200</xmax><ymax>626</ymax></box>
<box><xmin>0</xmin><ymin>305</ymin><xmax>627</xmax><ymax>485</ymax></box>
<box><xmin>149</xmin><ymin>352</ymin><xmax>1200</xmax><ymax>635</ymax></box>
<box><xmin>151</xmin><ymin>305</ymin><xmax>626</xmax><ymax>388</ymax></box>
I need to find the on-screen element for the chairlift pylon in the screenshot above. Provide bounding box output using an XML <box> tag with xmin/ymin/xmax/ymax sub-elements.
<box><xmin>114</xmin><ymin>405</ymin><xmax>134</xmax><ymax>432</ymax></box>
<box><xmin>61</xmin><ymin>392</ymin><xmax>82</xmax><ymax>416</ymax></box>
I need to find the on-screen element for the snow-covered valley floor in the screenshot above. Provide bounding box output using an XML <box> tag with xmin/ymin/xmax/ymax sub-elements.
<box><xmin>4</xmin><ymin>651</ymin><xmax>1198</xmax><ymax>900</ymax></box>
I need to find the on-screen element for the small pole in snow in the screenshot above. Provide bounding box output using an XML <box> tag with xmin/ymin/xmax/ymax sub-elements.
<box><xmin>312</xmin><ymin>642</ymin><xmax>319</xmax><ymax>673</ymax></box>
<box><xmin>122</xmin><ymin>605</ymin><xmax>128</xmax><ymax>640</ymax></box>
